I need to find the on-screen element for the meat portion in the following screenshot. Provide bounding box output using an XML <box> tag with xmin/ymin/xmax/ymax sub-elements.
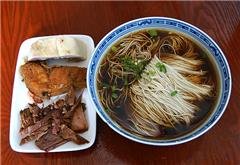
<box><xmin>51</xmin><ymin>110</ymin><xmax>61</xmax><ymax>135</ymax></box>
<box><xmin>28</xmin><ymin>104</ymin><xmax>41</xmax><ymax>123</ymax></box>
<box><xmin>35</xmin><ymin>129</ymin><xmax>68</xmax><ymax>152</ymax></box>
<box><xmin>20</xmin><ymin>62</ymin><xmax>86</xmax><ymax>101</ymax></box>
<box><xmin>62</xmin><ymin>89</ymin><xmax>88</xmax><ymax>133</ymax></box>
<box><xmin>19</xmin><ymin>104</ymin><xmax>53</xmax><ymax>144</ymax></box>
<box><xmin>63</xmin><ymin>89</ymin><xmax>83</xmax><ymax>119</ymax></box>
<box><xmin>71</xmin><ymin>103</ymin><xmax>88</xmax><ymax>133</ymax></box>
<box><xmin>20</xmin><ymin>124</ymin><xmax>49</xmax><ymax>145</ymax></box>
<box><xmin>20</xmin><ymin>108</ymin><xmax>34</xmax><ymax>128</ymax></box>
<box><xmin>20</xmin><ymin>112</ymin><xmax>52</xmax><ymax>139</ymax></box>
<box><xmin>19</xmin><ymin>89</ymin><xmax>89</xmax><ymax>151</ymax></box>
<box><xmin>60</xmin><ymin>125</ymin><xmax>88</xmax><ymax>145</ymax></box>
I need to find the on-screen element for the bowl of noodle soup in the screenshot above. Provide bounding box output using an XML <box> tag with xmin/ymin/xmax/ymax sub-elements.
<box><xmin>87</xmin><ymin>17</ymin><xmax>231</xmax><ymax>145</ymax></box>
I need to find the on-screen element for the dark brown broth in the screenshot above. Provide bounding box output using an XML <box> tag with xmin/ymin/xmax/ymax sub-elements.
<box><xmin>97</xmin><ymin>29</ymin><xmax>219</xmax><ymax>139</ymax></box>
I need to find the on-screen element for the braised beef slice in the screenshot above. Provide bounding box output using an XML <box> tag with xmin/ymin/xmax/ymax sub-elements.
<box><xmin>20</xmin><ymin>136</ymin><xmax>36</xmax><ymax>145</ymax></box>
<box><xmin>51</xmin><ymin>110</ymin><xmax>62</xmax><ymax>135</ymax></box>
<box><xmin>60</xmin><ymin>124</ymin><xmax>88</xmax><ymax>145</ymax></box>
<box><xmin>20</xmin><ymin>124</ymin><xmax>50</xmax><ymax>145</ymax></box>
<box><xmin>71</xmin><ymin>103</ymin><xmax>88</xmax><ymax>133</ymax></box>
<box><xmin>20</xmin><ymin>112</ymin><xmax>52</xmax><ymax>138</ymax></box>
<box><xmin>28</xmin><ymin>103</ymin><xmax>41</xmax><ymax>123</ymax></box>
<box><xmin>35</xmin><ymin>129</ymin><xmax>68</xmax><ymax>152</ymax></box>
<box><xmin>42</xmin><ymin>104</ymin><xmax>54</xmax><ymax>116</ymax></box>
<box><xmin>63</xmin><ymin>90</ymin><xmax>83</xmax><ymax>119</ymax></box>
<box><xmin>20</xmin><ymin>108</ymin><xmax>34</xmax><ymax>129</ymax></box>
<box><xmin>28</xmin><ymin>103</ymin><xmax>40</xmax><ymax>116</ymax></box>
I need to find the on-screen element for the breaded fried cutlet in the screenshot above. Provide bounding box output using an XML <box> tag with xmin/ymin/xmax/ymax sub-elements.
<box><xmin>20</xmin><ymin>62</ymin><xmax>86</xmax><ymax>101</ymax></box>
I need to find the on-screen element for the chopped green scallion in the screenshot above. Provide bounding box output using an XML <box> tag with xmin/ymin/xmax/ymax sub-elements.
<box><xmin>149</xmin><ymin>70</ymin><xmax>156</xmax><ymax>76</ymax></box>
<box><xmin>111</xmin><ymin>46</ymin><xmax>118</xmax><ymax>52</ymax></box>
<box><xmin>121</xmin><ymin>56</ymin><xmax>147</xmax><ymax>79</ymax></box>
<box><xmin>155</xmin><ymin>62</ymin><xmax>167</xmax><ymax>73</ymax></box>
<box><xmin>147</xmin><ymin>29</ymin><xmax>158</xmax><ymax>37</ymax></box>
<box><xmin>171</xmin><ymin>90</ymin><xmax>178</xmax><ymax>96</ymax></box>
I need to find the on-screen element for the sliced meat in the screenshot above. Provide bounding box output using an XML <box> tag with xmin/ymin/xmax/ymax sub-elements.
<box><xmin>19</xmin><ymin>87</ymin><xmax>89</xmax><ymax>151</ymax></box>
<box><xmin>28</xmin><ymin>103</ymin><xmax>41</xmax><ymax>123</ymax></box>
<box><xmin>20</xmin><ymin>124</ymin><xmax>49</xmax><ymax>145</ymax></box>
<box><xmin>63</xmin><ymin>89</ymin><xmax>84</xmax><ymax>119</ymax></box>
<box><xmin>60</xmin><ymin>124</ymin><xmax>88</xmax><ymax>145</ymax></box>
<box><xmin>21</xmin><ymin>136</ymin><xmax>37</xmax><ymax>145</ymax></box>
<box><xmin>35</xmin><ymin>129</ymin><xmax>68</xmax><ymax>152</ymax></box>
<box><xmin>28</xmin><ymin>103</ymin><xmax>40</xmax><ymax>117</ymax></box>
<box><xmin>20</xmin><ymin>108</ymin><xmax>34</xmax><ymax>129</ymax></box>
<box><xmin>42</xmin><ymin>104</ymin><xmax>53</xmax><ymax>116</ymax></box>
<box><xmin>20</xmin><ymin>112</ymin><xmax>52</xmax><ymax>139</ymax></box>
<box><xmin>71</xmin><ymin>103</ymin><xmax>88</xmax><ymax>133</ymax></box>
<box><xmin>51</xmin><ymin>110</ymin><xmax>62</xmax><ymax>135</ymax></box>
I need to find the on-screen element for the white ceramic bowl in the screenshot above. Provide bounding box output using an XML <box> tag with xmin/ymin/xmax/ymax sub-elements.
<box><xmin>87</xmin><ymin>17</ymin><xmax>232</xmax><ymax>145</ymax></box>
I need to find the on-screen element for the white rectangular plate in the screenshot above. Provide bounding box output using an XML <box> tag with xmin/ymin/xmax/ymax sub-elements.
<box><xmin>9</xmin><ymin>35</ymin><xmax>96</xmax><ymax>153</ymax></box>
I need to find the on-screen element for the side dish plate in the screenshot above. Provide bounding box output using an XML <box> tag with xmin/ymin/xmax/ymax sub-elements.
<box><xmin>10</xmin><ymin>35</ymin><xmax>96</xmax><ymax>153</ymax></box>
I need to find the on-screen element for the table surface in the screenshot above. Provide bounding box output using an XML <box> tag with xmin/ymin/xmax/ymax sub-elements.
<box><xmin>1</xmin><ymin>1</ymin><xmax>240</xmax><ymax>164</ymax></box>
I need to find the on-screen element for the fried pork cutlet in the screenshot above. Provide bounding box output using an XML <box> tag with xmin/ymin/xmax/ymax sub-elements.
<box><xmin>20</xmin><ymin>62</ymin><xmax>86</xmax><ymax>101</ymax></box>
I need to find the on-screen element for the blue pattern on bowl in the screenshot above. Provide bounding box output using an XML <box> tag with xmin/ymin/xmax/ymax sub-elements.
<box><xmin>87</xmin><ymin>17</ymin><xmax>232</xmax><ymax>145</ymax></box>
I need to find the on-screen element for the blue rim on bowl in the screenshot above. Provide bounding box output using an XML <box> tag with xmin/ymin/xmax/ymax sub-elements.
<box><xmin>87</xmin><ymin>17</ymin><xmax>232</xmax><ymax>145</ymax></box>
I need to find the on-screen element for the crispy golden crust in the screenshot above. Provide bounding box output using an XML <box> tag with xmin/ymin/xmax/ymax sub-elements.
<box><xmin>20</xmin><ymin>62</ymin><xmax>86</xmax><ymax>100</ymax></box>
